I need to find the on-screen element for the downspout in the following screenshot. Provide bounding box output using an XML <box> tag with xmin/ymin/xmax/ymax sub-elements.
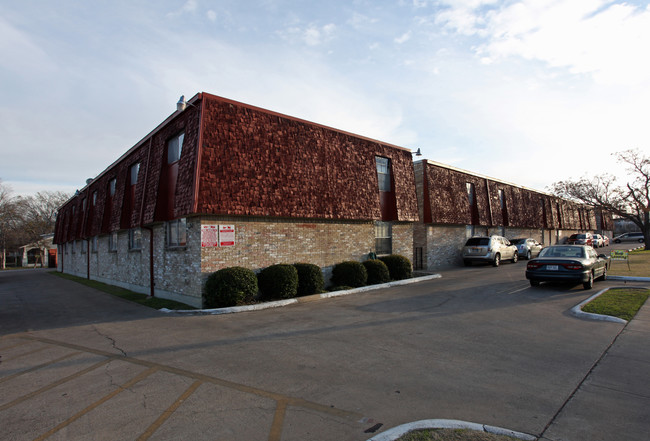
<box><xmin>139</xmin><ymin>137</ymin><xmax>155</xmax><ymax>297</ymax></box>
<box><xmin>191</xmin><ymin>93</ymin><xmax>205</xmax><ymax>214</ymax></box>
<box><xmin>87</xmin><ymin>239</ymin><xmax>90</xmax><ymax>279</ymax></box>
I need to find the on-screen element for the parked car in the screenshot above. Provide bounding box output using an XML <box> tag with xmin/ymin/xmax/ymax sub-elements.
<box><xmin>567</xmin><ymin>233</ymin><xmax>593</xmax><ymax>247</ymax></box>
<box><xmin>613</xmin><ymin>232</ymin><xmax>645</xmax><ymax>243</ymax></box>
<box><xmin>603</xmin><ymin>236</ymin><xmax>609</xmax><ymax>247</ymax></box>
<box><xmin>510</xmin><ymin>238</ymin><xmax>543</xmax><ymax>260</ymax></box>
<box><xmin>462</xmin><ymin>235</ymin><xmax>518</xmax><ymax>267</ymax></box>
<box><xmin>592</xmin><ymin>234</ymin><xmax>604</xmax><ymax>248</ymax></box>
<box><xmin>526</xmin><ymin>245</ymin><xmax>609</xmax><ymax>290</ymax></box>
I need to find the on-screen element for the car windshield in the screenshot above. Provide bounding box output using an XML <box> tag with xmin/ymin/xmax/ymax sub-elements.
<box><xmin>465</xmin><ymin>238</ymin><xmax>489</xmax><ymax>246</ymax></box>
<box><xmin>539</xmin><ymin>246</ymin><xmax>585</xmax><ymax>258</ymax></box>
<box><xmin>510</xmin><ymin>239</ymin><xmax>525</xmax><ymax>244</ymax></box>
<box><xmin>576</xmin><ymin>234</ymin><xmax>587</xmax><ymax>239</ymax></box>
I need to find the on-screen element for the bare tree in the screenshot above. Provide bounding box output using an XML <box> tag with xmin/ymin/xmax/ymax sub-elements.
<box><xmin>0</xmin><ymin>182</ymin><xmax>71</xmax><ymax>268</ymax></box>
<box><xmin>15</xmin><ymin>191</ymin><xmax>71</xmax><ymax>267</ymax></box>
<box><xmin>0</xmin><ymin>180</ymin><xmax>12</xmax><ymax>268</ymax></box>
<box><xmin>550</xmin><ymin>149</ymin><xmax>649</xmax><ymax>250</ymax></box>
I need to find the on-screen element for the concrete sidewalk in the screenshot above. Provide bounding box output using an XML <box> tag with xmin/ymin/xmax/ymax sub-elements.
<box><xmin>538</xmin><ymin>293</ymin><xmax>650</xmax><ymax>441</ymax></box>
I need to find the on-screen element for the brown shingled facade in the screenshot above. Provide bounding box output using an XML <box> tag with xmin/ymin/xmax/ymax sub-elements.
<box><xmin>53</xmin><ymin>93</ymin><xmax>611</xmax><ymax>306</ymax></box>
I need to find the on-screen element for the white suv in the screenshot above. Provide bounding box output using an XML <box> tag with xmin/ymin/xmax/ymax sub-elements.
<box><xmin>462</xmin><ymin>235</ymin><xmax>519</xmax><ymax>267</ymax></box>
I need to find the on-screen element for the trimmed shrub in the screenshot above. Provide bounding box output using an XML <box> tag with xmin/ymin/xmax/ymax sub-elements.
<box><xmin>363</xmin><ymin>259</ymin><xmax>391</xmax><ymax>285</ymax></box>
<box><xmin>331</xmin><ymin>261</ymin><xmax>367</xmax><ymax>288</ymax></box>
<box><xmin>293</xmin><ymin>263</ymin><xmax>324</xmax><ymax>296</ymax></box>
<box><xmin>379</xmin><ymin>255</ymin><xmax>412</xmax><ymax>280</ymax></box>
<box><xmin>258</xmin><ymin>264</ymin><xmax>299</xmax><ymax>300</ymax></box>
<box><xmin>203</xmin><ymin>267</ymin><xmax>258</xmax><ymax>308</ymax></box>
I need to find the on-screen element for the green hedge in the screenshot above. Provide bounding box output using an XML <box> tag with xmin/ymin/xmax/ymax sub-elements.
<box><xmin>203</xmin><ymin>267</ymin><xmax>258</xmax><ymax>308</ymax></box>
<box><xmin>293</xmin><ymin>263</ymin><xmax>324</xmax><ymax>296</ymax></box>
<box><xmin>363</xmin><ymin>259</ymin><xmax>391</xmax><ymax>285</ymax></box>
<box><xmin>258</xmin><ymin>264</ymin><xmax>299</xmax><ymax>300</ymax></box>
<box><xmin>379</xmin><ymin>255</ymin><xmax>412</xmax><ymax>280</ymax></box>
<box><xmin>331</xmin><ymin>261</ymin><xmax>367</xmax><ymax>288</ymax></box>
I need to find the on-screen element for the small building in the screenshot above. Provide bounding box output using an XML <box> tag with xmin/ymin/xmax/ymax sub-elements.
<box><xmin>19</xmin><ymin>234</ymin><xmax>57</xmax><ymax>268</ymax></box>
<box><xmin>54</xmin><ymin>93</ymin><xmax>419</xmax><ymax>307</ymax></box>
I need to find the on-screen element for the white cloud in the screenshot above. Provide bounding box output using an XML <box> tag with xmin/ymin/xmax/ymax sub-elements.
<box><xmin>0</xmin><ymin>17</ymin><xmax>56</xmax><ymax>76</ymax></box>
<box><xmin>395</xmin><ymin>31</ymin><xmax>412</xmax><ymax>44</ymax></box>
<box><xmin>281</xmin><ymin>23</ymin><xmax>337</xmax><ymax>46</ymax></box>
<box><xmin>437</xmin><ymin>0</ymin><xmax>650</xmax><ymax>86</ymax></box>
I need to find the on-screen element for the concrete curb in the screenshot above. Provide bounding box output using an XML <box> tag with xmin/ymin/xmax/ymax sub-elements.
<box><xmin>570</xmin><ymin>287</ymin><xmax>629</xmax><ymax>324</ymax></box>
<box><xmin>365</xmin><ymin>419</ymin><xmax>537</xmax><ymax>441</ymax></box>
<box><xmin>160</xmin><ymin>274</ymin><xmax>442</xmax><ymax>315</ymax></box>
<box><xmin>608</xmin><ymin>275</ymin><xmax>650</xmax><ymax>282</ymax></box>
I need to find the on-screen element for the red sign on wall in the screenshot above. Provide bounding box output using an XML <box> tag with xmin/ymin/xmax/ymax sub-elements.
<box><xmin>201</xmin><ymin>225</ymin><xmax>218</xmax><ymax>247</ymax></box>
<box><xmin>219</xmin><ymin>225</ymin><xmax>235</xmax><ymax>247</ymax></box>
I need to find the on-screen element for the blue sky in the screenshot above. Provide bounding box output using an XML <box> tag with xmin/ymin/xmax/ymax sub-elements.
<box><xmin>2</xmin><ymin>0</ymin><xmax>650</xmax><ymax>196</ymax></box>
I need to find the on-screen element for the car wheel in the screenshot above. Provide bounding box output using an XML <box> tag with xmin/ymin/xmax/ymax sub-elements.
<box><xmin>530</xmin><ymin>280</ymin><xmax>540</xmax><ymax>287</ymax></box>
<box><xmin>512</xmin><ymin>252</ymin><xmax>518</xmax><ymax>263</ymax></box>
<box><xmin>615</xmin><ymin>239</ymin><xmax>621</xmax><ymax>243</ymax></box>
<box><xmin>639</xmin><ymin>239</ymin><xmax>645</xmax><ymax>243</ymax></box>
<box><xmin>583</xmin><ymin>272</ymin><xmax>594</xmax><ymax>290</ymax></box>
<box><xmin>464</xmin><ymin>260</ymin><xmax>472</xmax><ymax>267</ymax></box>
<box><xmin>526</xmin><ymin>250</ymin><xmax>531</xmax><ymax>260</ymax></box>
<box><xmin>493</xmin><ymin>254</ymin><xmax>501</xmax><ymax>267</ymax></box>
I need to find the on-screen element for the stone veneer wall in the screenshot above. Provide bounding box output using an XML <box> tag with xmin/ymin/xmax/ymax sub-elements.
<box><xmin>57</xmin><ymin>222</ymin><xmax>202</xmax><ymax>308</ymax></box>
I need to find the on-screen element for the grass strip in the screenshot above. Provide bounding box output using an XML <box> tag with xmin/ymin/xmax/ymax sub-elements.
<box><xmin>398</xmin><ymin>429</ymin><xmax>519</xmax><ymax>441</ymax></box>
<box><xmin>582</xmin><ymin>288</ymin><xmax>649</xmax><ymax>321</ymax></box>
<box><xmin>49</xmin><ymin>271</ymin><xmax>195</xmax><ymax>310</ymax></box>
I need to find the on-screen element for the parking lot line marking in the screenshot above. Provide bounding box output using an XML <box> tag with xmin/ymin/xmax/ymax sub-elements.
<box><xmin>32</xmin><ymin>366</ymin><xmax>159</xmax><ymax>441</ymax></box>
<box><xmin>0</xmin><ymin>358</ymin><xmax>113</xmax><ymax>412</ymax></box>
<box><xmin>136</xmin><ymin>379</ymin><xmax>203</xmax><ymax>441</ymax></box>
<box><xmin>1</xmin><ymin>345</ymin><xmax>50</xmax><ymax>362</ymax></box>
<box><xmin>0</xmin><ymin>351</ymin><xmax>81</xmax><ymax>385</ymax></box>
<box><xmin>18</xmin><ymin>335</ymin><xmax>365</xmax><ymax>425</ymax></box>
<box><xmin>268</xmin><ymin>398</ymin><xmax>289</xmax><ymax>441</ymax></box>
<box><xmin>0</xmin><ymin>338</ymin><xmax>36</xmax><ymax>351</ymax></box>
<box><xmin>504</xmin><ymin>286</ymin><xmax>530</xmax><ymax>295</ymax></box>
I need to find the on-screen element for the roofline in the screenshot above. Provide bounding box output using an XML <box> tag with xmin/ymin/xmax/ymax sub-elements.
<box><xmin>58</xmin><ymin>93</ymin><xmax>203</xmax><ymax>210</ymax></box>
<box><xmin>416</xmin><ymin>159</ymin><xmax>557</xmax><ymax>198</ymax></box>
<box><xmin>200</xmin><ymin>92</ymin><xmax>414</xmax><ymax>154</ymax></box>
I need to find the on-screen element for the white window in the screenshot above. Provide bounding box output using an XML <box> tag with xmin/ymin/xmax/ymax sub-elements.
<box><xmin>109</xmin><ymin>178</ymin><xmax>116</xmax><ymax>197</ymax></box>
<box><xmin>375</xmin><ymin>221</ymin><xmax>392</xmax><ymax>255</ymax></box>
<box><xmin>109</xmin><ymin>232</ymin><xmax>118</xmax><ymax>252</ymax></box>
<box><xmin>81</xmin><ymin>239</ymin><xmax>88</xmax><ymax>254</ymax></box>
<box><xmin>375</xmin><ymin>157</ymin><xmax>391</xmax><ymax>191</ymax></box>
<box><xmin>128</xmin><ymin>228</ymin><xmax>142</xmax><ymax>250</ymax></box>
<box><xmin>167</xmin><ymin>218</ymin><xmax>187</xmax><ymax>247</ymax></box>
<box><xmin>130</xmin><ymin>163</ymin><xmax>140</xmax><ymax>185</ymax></box>
<box><xmin>168</xmin><ymin>132</ymin><xmax>185</xmax><ymax>164</ymax></box>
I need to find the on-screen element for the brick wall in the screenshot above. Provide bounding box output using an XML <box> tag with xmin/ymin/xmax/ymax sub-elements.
<box><xmin>199</xmin><ymin>216</ymin><xmax>377</xmax><ymax>287</ymax></box>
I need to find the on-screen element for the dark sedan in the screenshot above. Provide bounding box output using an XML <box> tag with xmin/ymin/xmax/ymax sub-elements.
<box><xmin>526</xmin><ymin>245</ymin><xmax>609</xmax><ymax>290</ymax></box>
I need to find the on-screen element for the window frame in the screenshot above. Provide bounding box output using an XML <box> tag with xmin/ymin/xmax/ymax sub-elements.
<box><xmin>167</xmin><ymin>132</ymin><xmax>185</xmax><ymax>164</ymax></box>
<box><xmin>375</xmin><ymin>156</ymin><xmax>391</xmax><ymax>192</ymax></box>
<box><xmin>128</xmin><ymin>228</ymin><xmax>142</xmax><ymax>251</ymax></box>
<box><xmin>166</xmin><ymin>218</ymin><xmax>187</xmax><ymax>248</ymax></box>
<box><xmin>374</xmin><ymin>221</ymin><xmax>392</xmax><ymax>256</ymax></box>
<box><xmin>108</xmin><ymin>231</ymin><xmax>118</xmax><ymax>252</ymax></box>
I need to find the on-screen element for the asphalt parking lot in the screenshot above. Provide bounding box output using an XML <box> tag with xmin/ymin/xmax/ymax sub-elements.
<box><xmin>1</xmin><ymin>261</ymin><xmax>649</xmax><ymax>441</ymax></box>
